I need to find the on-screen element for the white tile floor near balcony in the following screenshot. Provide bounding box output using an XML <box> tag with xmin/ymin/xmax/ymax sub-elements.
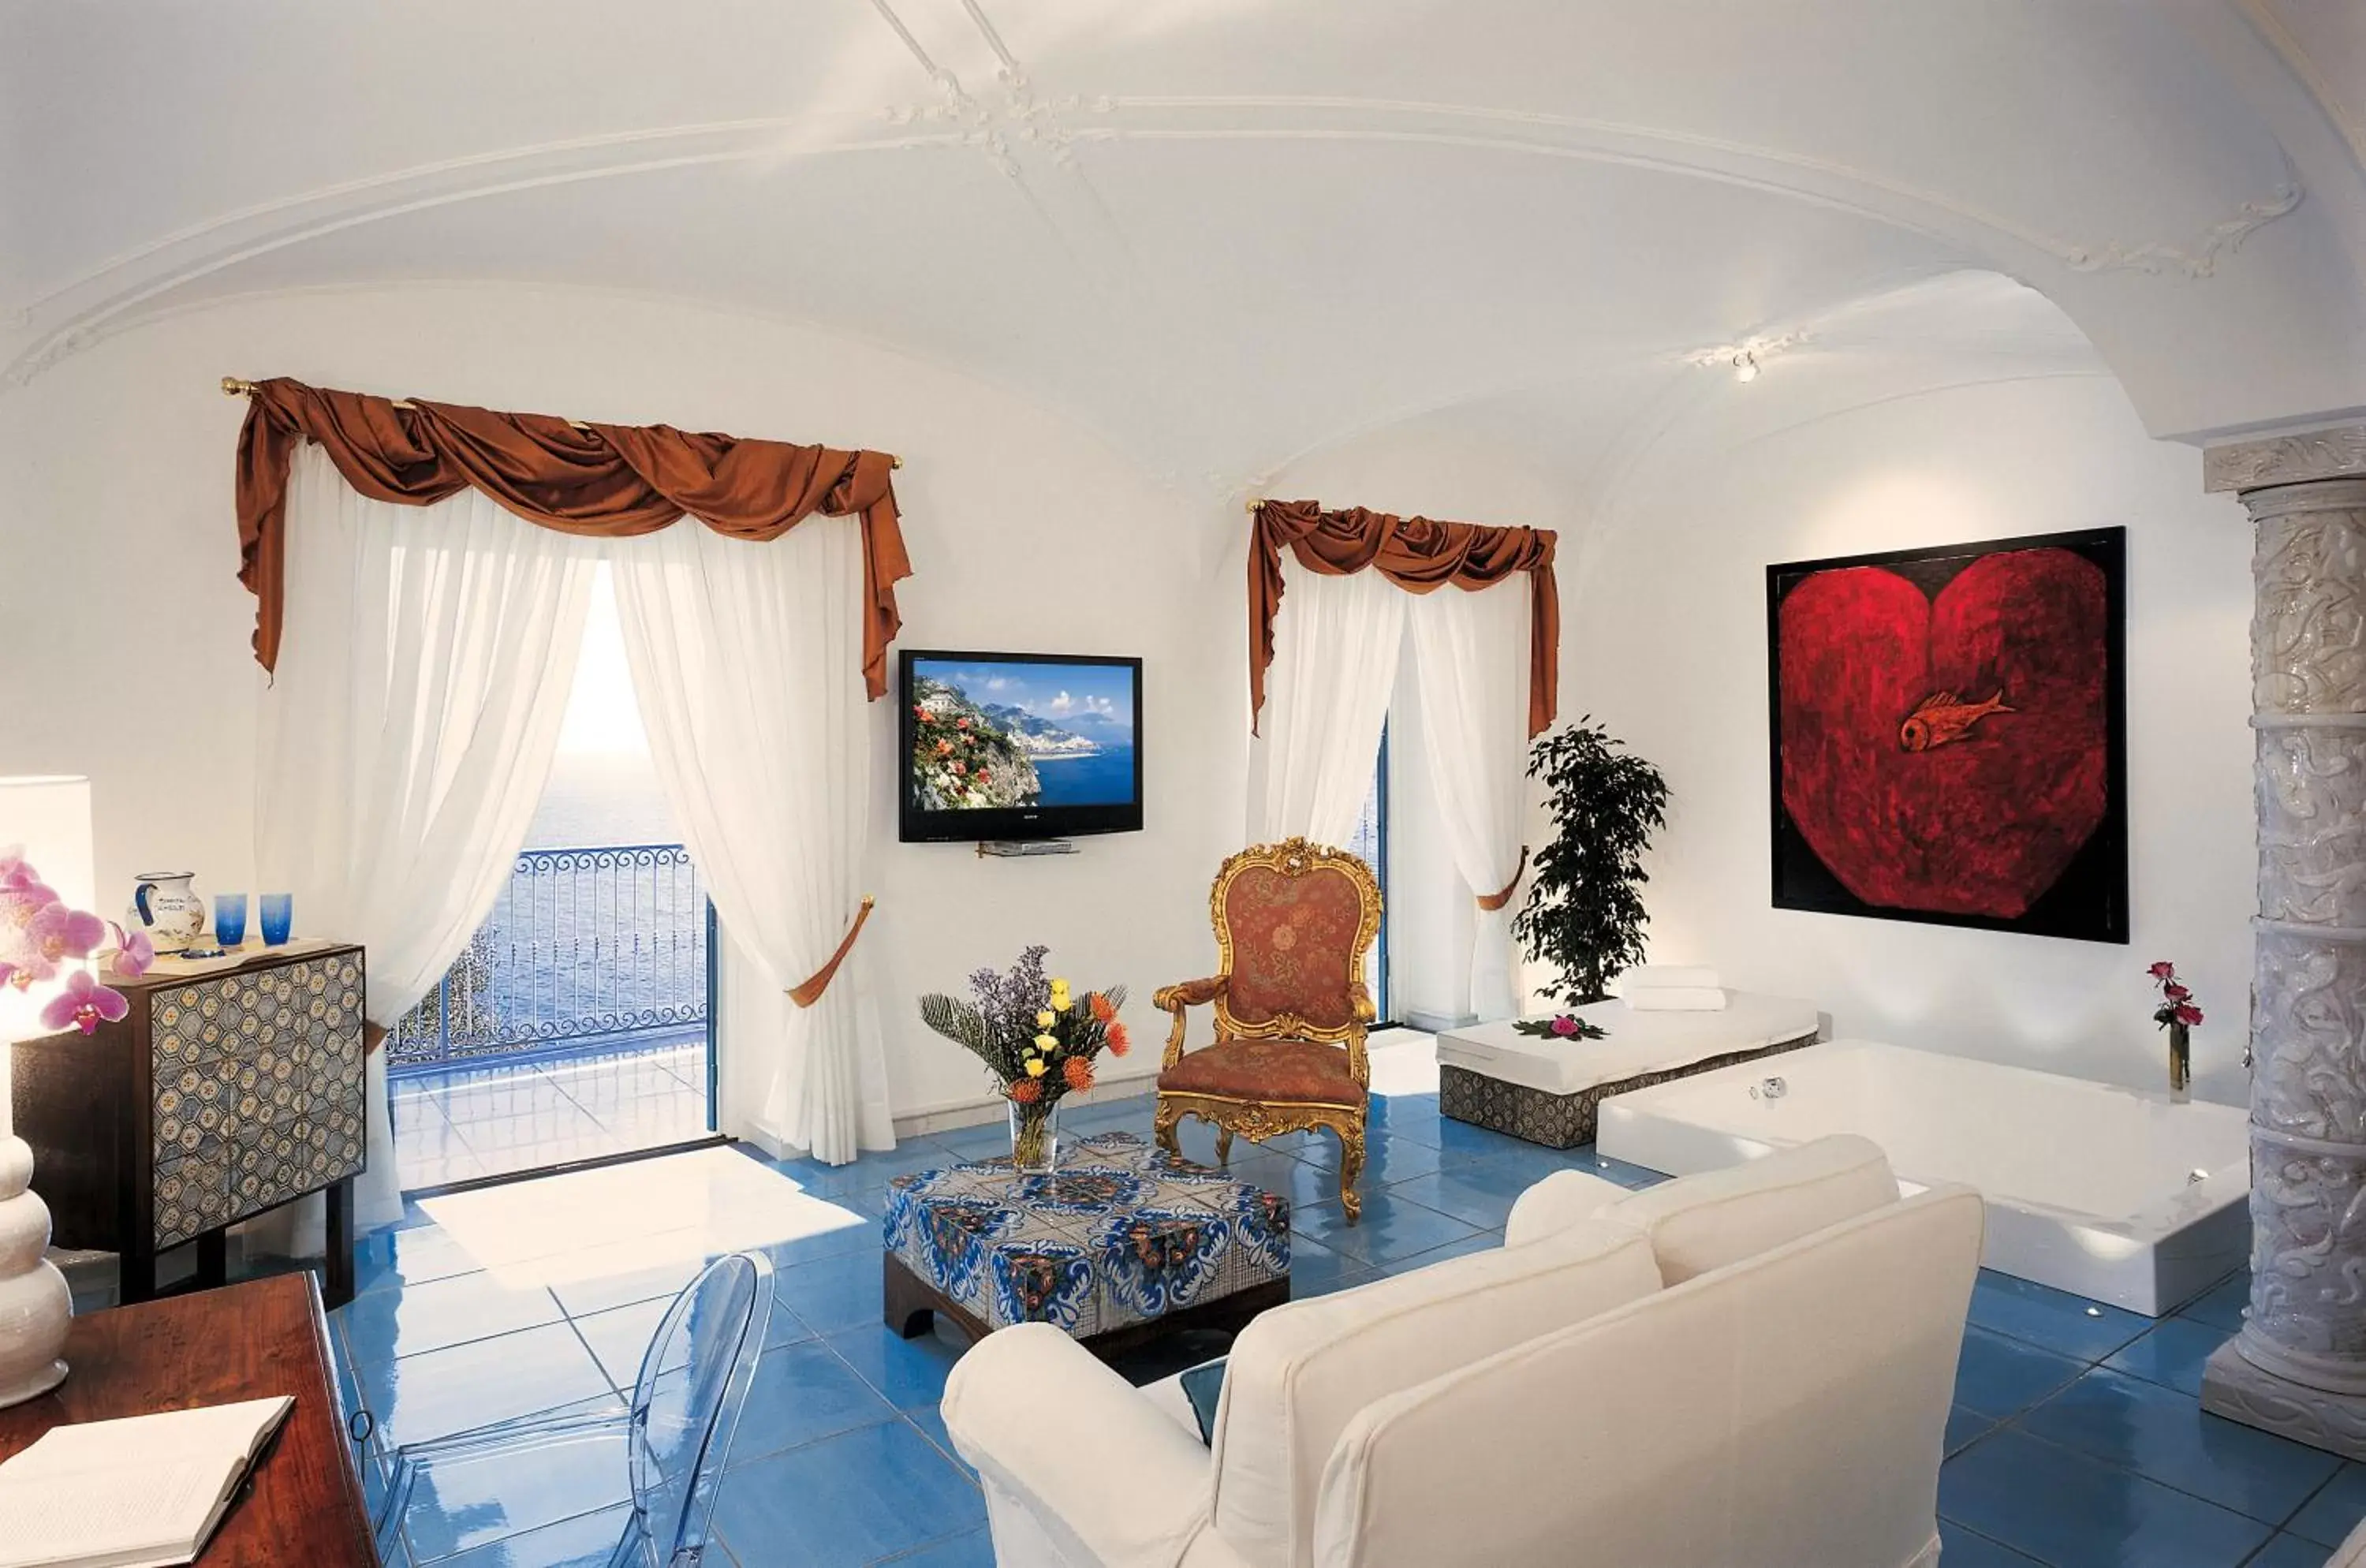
<box><xmin>390</xmin><ymin>1038</ymin><xmax>712</xmax><ymax>1190</ymax></box>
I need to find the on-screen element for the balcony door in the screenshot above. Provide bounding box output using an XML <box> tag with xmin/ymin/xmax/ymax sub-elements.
<box><xmin>386</xmin><ymin>566</ymin><xmax>720</xmax><ymax>1193</ymax></box>
<box><xmin>1343</xmin><ymin>726</ymin><xmax>1394</xmax><ymax>1026</ymax></box>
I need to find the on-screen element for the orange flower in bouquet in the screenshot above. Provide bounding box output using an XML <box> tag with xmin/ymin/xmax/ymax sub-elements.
<box><xmin>1063</xmin><ymin>1055</ymin><xmax>1095</xmax><ymax>1093</ymax></box>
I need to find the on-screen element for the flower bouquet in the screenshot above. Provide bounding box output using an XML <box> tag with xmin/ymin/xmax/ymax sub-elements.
<box><xmin>920</xmin><ymin>945</ymin><xmax>1129</xmax><ymax>1172</ymax></box>
<box><xmin>1512</xmin><ymin>1012</ymin><xmax>1609</xmax><ymax>1042</ymax></box>
<box><xmin>2148</xmin><ymin>961</ymin><xmax>2203</xmax><ymax>1101</ymax></box>
<box><xmin>2</xmin><ymin>849</ymin><xmax>153</xmax><ymax>1027</ymax></box>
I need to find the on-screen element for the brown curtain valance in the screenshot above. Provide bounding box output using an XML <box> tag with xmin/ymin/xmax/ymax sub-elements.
<box><xmin>233</xmin><ymin>377</ymin><xmax>914</xmax><ymax>698</ymax></box>
<box><xmin>1248</xmin><ymin>498</ymin><xmax>1559</xmax><ymax>738</ymax></box>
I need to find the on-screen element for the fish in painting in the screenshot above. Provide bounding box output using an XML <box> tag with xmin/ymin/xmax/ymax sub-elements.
<box><xmin>1898</xmin><ymin>690</ymin><xmax>2014</xmax><ymax>753</ymax></box>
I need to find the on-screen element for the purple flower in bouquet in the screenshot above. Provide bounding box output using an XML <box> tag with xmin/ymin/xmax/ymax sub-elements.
<box><xmin>967</xmin><ymin>944</ymin><xmax>1051</xmax><ymax>1049</ymax></box>
<box><xmin>40</xmin><ymin>968</ymin><xmax>129</xmax><ymax>1034</ymax></box>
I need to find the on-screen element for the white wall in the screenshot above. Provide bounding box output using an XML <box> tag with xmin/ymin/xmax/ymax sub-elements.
<box><xmin>1566</xmin><ymin>371</ymin><xmax>2256</xmax><ymax>1104</ymax></box>
<box><xmin>0</xmin><ymin>285</ymin><xmax>1247</xmax><ymax>1128</ymax></box>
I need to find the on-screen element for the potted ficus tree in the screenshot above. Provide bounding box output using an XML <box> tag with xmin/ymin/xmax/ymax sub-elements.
<box><xmin>1514</xmin><ymin>718</ymin><xmax>1671</xmax><ymax>1007</ymax></box>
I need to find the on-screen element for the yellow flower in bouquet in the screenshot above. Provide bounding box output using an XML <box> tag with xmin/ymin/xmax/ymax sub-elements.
<box><xmin>1051</xmin><ymin>979</ymin><xmax>1073</xmax><ymax>1012</ymax></box>
<box><xmin>1024</xmin><ymin>1058</ymin><xmax>1048</xmax><ymax>1077</ymax></box>
<box><xmin>1035</xmin><ymin>1032</ymin><xmax>1059</xmax><ymax>1054</ymax></box>
<box><xmin>1036</xmin><ymin>1010</ymin><xmax>1055</xmax><ymax>1029</ymax></box>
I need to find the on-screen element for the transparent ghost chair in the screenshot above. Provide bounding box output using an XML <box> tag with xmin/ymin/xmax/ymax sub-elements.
<box><xmin>372</xmin><ymin>1250</ymin><xmax>776</xmax><ymax>1567</ymax></box>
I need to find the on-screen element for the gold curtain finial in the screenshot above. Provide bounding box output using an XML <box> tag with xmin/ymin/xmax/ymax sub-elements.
<box><xmin>1244</xmin><ymin>496</ymin><xmax>1263</xmax><ymax>515</ymax></box>
<box><xmin>222</xmin><ymin>375</ymin><xmax>257</xmax><ymax>397</ymax></box>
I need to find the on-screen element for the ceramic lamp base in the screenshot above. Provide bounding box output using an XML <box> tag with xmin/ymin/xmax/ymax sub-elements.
<box><xmin>0</xmin><ymin>1137</ymin><xmax>71</xmax><ymax>1410</ymax></box>
<box><xmin>0</xmin><ymin>1356</ymin><xmax>65</xmax><ymax>1410</ymax></box>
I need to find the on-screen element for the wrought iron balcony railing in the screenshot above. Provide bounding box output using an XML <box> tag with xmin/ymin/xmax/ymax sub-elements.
<box><xmin>390</xmin><ymin>843</ymin><xmax>711</xmax><ymax>1073</ymax></box>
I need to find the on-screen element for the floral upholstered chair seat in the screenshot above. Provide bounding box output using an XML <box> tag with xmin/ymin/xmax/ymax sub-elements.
<box><xmin>1157</xmin><ymin>1037</ymin><xmax>1363</xmax><ymax>1107</ymax></box>
<box><xmin>1155</xmin><ymin>838</ymin><xmax>1382</xmax><ymax>1219</ymax></box>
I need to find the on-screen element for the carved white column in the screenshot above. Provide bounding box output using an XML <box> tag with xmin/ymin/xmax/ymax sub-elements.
<box><xmin>2200</xmin><ymin>422</ymin><xmax>2366</xmax><ymax>1458</ymax></box>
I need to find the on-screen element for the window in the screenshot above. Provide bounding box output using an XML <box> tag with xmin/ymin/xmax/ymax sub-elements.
<box><xmin>1343</xmin><ymin>726</ymin><xmax>1391</xmax><ymax>1025</ymax></box>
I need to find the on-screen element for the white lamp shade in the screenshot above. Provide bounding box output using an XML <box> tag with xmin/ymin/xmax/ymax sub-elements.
<box><xmin>0</xmin><ymin>775</ymin><xmax>97</xmax><ymax>1048</ymax></box>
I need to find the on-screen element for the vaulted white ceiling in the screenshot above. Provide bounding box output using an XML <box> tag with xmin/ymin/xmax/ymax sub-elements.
<box><xmin>4</xmin><ymin>0</ymin><xmax>2360</xmax><ymax>489</ymax></box>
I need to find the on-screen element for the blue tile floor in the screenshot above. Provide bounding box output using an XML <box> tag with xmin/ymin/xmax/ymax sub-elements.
<box><xmin>334</xmin><ymin>1082</ymin><xmax>2353</xmax><ymax>1567</ymax></box>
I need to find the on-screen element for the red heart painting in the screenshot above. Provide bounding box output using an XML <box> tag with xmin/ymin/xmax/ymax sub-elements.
<box><xmin>1777</xmin><ymin>547</ymin><xmax>2108</xmax><ymax>920</ymax></box>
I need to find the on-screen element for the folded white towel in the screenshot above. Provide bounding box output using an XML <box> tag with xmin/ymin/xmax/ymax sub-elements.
<box><xmin>1626</xmin><ymin>987</ymin><xmax>1729</xmax><ymax>1012</ymax></box>
<box><xmin>1622</xmin><ymin>965</ymin><xmax>1721</xmax><ymax>991</ymax></box>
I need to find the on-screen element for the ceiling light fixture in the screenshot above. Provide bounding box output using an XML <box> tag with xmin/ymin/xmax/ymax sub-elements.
<box><xmin>1684</xmin><ymin>330</ymin><xmax>1805</xmax><ymax>383</ymax></box>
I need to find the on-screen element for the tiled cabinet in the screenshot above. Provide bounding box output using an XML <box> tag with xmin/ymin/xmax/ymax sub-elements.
<box><xmin>11</xmin><ymin>943</ymin><xmax>368</xmax><ymax>1306</ymax></box>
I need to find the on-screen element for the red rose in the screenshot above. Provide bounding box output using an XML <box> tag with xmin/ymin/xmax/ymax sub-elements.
<box><xmin>2173</xmin><ymin>1003</ymin><xmax>2204</xmax><ymax>1027</ymax></box>
<box><xmin>2163</xmin><ymin>983</ymin><xmax>2190</xmax><ymax>1002</ymax></box>
<box><xmin>2147</xmin><ymin>961</ymin><xmax>2177</xmax><ymax>980</ymax></box>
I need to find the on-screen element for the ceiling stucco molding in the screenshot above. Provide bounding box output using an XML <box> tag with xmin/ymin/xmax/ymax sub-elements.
<box><xmin>2239</xmin><ymin>0</ymin><xmax>2366</xmax><ymax>176</ymax></box>
<box><xmin>1084</xmin><ymin>97</ymin><xmax>2305</xmax><ymax>280</ymax></box>
<box><xmin>0</xmin><ymin>95</ymin><xmax>2307</xmax><ymax>390</ymax></box>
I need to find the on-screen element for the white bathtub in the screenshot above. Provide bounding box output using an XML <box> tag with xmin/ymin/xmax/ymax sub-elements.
<box><xmin>1596</xmin><ymin>1039</ymin><xmax>2251</xmax><ymax>1316</ymax></box>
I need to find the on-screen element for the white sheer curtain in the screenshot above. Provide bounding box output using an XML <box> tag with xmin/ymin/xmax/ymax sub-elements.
<box><xmin>1254</xmin><ymin>562</ymin><xmax>1406</xmax><ymax>845</ymax></box>
<box><xmin>1408</xmin><ymin>581</ymin><xmax>1533</xmax><ymax>1021</ymax></box>
<box><xmin>256</xmin><ymin>447</ymin><xmax>597</xmax><ymax>1234</ymax></box>
<box><xmin>610</xmin><ymin>519</ymin><xmax>893</xmax><ymax>1166</ymax></box>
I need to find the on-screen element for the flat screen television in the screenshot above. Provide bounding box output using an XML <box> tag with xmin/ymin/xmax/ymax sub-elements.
<box><xmin>898</xmin><ymin>650</ymin><xmax>1144</xmax><ymax>842</ymax></box>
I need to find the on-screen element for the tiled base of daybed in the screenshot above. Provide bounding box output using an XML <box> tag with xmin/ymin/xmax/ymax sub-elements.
<box><xmin>1439</xmin><ymin>1031</ymin><xmax>1819</xmax><ymax>1148</ymax></box>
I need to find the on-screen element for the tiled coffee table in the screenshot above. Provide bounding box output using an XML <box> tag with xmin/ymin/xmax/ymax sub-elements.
<box><xmin>882</xmin><ymin>1130</ymin><xmax>1290</xmax><ymax>1358</ymax></box>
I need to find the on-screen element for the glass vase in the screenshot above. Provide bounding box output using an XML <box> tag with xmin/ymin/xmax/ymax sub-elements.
<box><xmin>2169</xmin><ymin>1021</ymin><xmax>2192</xmax><ymax>1104</ymax></box>
<box><xmin>1008</xmin><ymin>1099</ymin><xmax>1061</xmax><ymax>1174</ymax></box>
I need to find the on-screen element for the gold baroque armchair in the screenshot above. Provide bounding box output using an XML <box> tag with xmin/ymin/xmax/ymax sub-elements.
<box><xmin>1153</xmin><ymin>838</ymin><xmax>1383</xmax><ymax>1221</ymax></box>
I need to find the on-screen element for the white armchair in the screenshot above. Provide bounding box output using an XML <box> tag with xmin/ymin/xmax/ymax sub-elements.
<box><xmin>942</xmin><ymin>1136</ymin><xmax>1983</xmax><ymax>1568</ymax></box>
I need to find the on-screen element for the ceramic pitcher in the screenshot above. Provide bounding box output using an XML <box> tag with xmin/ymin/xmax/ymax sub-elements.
<box><xmin>125</xmin><ymin>871</ymin><xmax>206</xmax><ymax>954</ymax></box>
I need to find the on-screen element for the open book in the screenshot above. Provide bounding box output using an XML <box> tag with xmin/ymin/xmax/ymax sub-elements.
<box><xmin>0</xmin><ymin>1396</ymin><xmax>293</xmax><ymax>1568</ymax></box>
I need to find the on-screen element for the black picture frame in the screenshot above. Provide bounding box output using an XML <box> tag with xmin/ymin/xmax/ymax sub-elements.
<box><xmin>1765</xmin><ymin>527</ymin><xmax>2129</xmax><ymax>943</ymax></box>
<box><xmin>898</xmin><ymin>648</ymin><xmax>1146</xmax><ymax>843</ymax></box>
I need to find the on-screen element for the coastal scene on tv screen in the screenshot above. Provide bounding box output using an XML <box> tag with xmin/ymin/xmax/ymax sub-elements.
<box><xmin>909</xmin><ymin>657</ymin><xmax>1136</xmax><ymax>812</ymax></box>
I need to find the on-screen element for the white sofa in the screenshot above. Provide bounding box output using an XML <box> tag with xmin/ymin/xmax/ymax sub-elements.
<box><xmin>942</xmin><ymin>1135</ymin><xmax>1984</xmax><ymax>1568</ymax></box>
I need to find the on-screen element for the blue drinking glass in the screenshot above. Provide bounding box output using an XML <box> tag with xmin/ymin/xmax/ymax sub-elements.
<box><xmin>214</xmin><ymin>893</ymin><xmax>248</xmax><ymax>949</ymax></box>
<box><xmin>259</xmin><ymin>893</ymin><xmax>293</xmax><ymax>946</ymax></box>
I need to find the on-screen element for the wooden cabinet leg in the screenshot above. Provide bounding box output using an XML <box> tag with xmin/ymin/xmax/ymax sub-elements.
<box><xmin>324</xmin><ymin>1178</ymin><xmax>356</xmax><ymax>1310</ymax></box>
<box><xmin>196</xmin><ymin>1230</ymin><xmax>229</xmax><ymax>1290</ymax></box>
<box><xmin>120</xmin><ymin>1246</ymin><xmax>158</xmax><ymax>1306</ymax></box>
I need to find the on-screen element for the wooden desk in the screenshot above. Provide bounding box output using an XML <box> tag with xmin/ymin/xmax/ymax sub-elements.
<box><xmin>0</xmin><ymin>1274</ymin><xmax>376</xmax><ymax>1566</ymax></box>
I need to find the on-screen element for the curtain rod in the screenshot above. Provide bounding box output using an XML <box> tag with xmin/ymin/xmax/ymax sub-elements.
<box><xmin>220</xmin><ymin>377</ymin><xmax>901</xmax><ymax>467</ymax></box>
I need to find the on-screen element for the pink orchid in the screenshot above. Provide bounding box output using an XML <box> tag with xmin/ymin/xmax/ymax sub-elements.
<box><xmin>6</xmin><ymin>900</ymin><xmax>106</xmax><ymax>985</ymax></box>
<box><xmin>0</xmin><ymin>857</ymin><xmax>54</xmax><ymax>907</ymax></box>
<box><xmin>39</xmin><ymin>969</ymin><xmax>128</xmax><ymax>1034</ymax></box>
<box><xmin>109</xmin><ymin>922</ymin><xmax>155</xmax><ymax>976</ymax></box>
<box><xmin>30</xmin><ymin>901</ymin><xmax>103</xmax><ymax>962</ymax></box>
